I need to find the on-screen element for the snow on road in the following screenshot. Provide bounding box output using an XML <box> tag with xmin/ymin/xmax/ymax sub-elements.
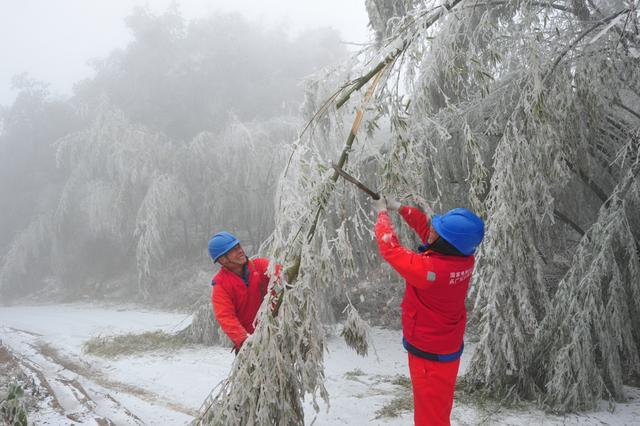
<box><xmin>0</xmin><ymin>303</ymin><xmax>413</xmax><ymax>425</ymax></box>
<box><xmin>1</xmin><ymin>303</ymin><xmax>639</xmax><ymax>425</ymax></box>
<box><xmin>0</xmin><ymin>304</ymin><xmax>196</xmax><ymax>425</ymax></box>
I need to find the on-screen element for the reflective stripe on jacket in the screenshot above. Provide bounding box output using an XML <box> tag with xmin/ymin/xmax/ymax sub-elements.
<box><xmin>375</xmin><ymin>206</ymin><xmax>475</xmax><ymax>355</ymax></box>
<box><xmin>211</xmin><ymin>258</ymin><xmax>272</xmax><ymax>349</ymax></box>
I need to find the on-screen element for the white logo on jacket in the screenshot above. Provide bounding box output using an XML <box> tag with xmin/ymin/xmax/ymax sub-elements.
<box><xmin>449</xmin><ymin>268</ymin><xmax>473</xmax><ymax>285</ymax></box>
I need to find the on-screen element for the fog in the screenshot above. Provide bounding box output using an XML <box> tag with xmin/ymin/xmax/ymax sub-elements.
<box><xmin>0</xmin><ymin>0</ymin><xmax>370</xmax><ymax>105</ymax></box>
<box><xmin>0</xmin><ymin>1</ymin><xmax>367</xmax><ymax>304</ymax></box>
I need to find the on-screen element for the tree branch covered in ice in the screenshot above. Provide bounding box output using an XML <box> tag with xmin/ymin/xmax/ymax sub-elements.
<box><xmin>536</xmin><ymin>139</ymin><xmax>640</xmax><ymax>411</ymax></box>
<box><xmin>195</xmin><ymin>52</ymin><xmax>385</xmax><ymax>426</ymax></box>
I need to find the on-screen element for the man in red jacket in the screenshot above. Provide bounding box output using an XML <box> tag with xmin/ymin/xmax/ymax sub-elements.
<box><xmin>373</xmin><ymin>198</ymin><xmax>484</xmax><ymax>426</ymax></box>
<box><xmin>208</xmin><ymin>232</ymin><xmax>277</xmax><ymax>352</ymax></box>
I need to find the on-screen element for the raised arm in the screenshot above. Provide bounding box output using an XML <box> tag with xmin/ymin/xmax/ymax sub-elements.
<box><xmin>399</xmin><ymin>205</ymin><xmax>431</xmax><ymax>243</ymax></box>
<box><xmin>375</xmin><ymin>211</ymin><xmax>435</xmax><ymax>290</ymax></box>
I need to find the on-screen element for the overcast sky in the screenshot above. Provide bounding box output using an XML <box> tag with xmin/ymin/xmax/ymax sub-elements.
<box><xmin>0</xmin><ymin>0</ymin><xmax>370</xmax><ymax>106</ymax></box>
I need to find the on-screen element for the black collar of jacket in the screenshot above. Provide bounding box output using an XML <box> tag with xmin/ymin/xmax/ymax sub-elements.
<box><xmin>417</xmin><ymin>237</ymin><xmax>466</xmax><ymax>257</ymax></box>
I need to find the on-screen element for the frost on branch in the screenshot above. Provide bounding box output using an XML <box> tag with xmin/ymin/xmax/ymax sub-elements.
<box><xmin>178</xmin><ymin>302</ymin><xmax>231</xmax><ymax>347</ymax></box>
<box><xmin>0</xmin><ymin>214</ymin><xmax>53</xmax><ymax>298</ymax></box>
<box><xmin>134</xmin><ymin>174</ymin><xmax>188</xmax><ymax>298</ymax></box>
<box><xmin>341</xmin><ymin>302</ymin><xmax>371</xmax><ymax>357</ymax></box>
<box><xmin>200</xmin><ymin>261</ymin><xmax>328</xmax><ymax>426</ymax></box>
<box><xmin>195</xmin><ymin>54</ymin><xmax>383</xmax><ymax>423</ymax></box>
<box><xmin>537</xmin><ymin>145</ymin><xmax>640</xmax><ymax>412</ymax></box>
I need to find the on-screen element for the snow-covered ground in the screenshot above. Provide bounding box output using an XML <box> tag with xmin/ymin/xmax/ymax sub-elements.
<box><xmin>1</xmin><ymin>303</ymin><xmax>639</xmax><ymax>425</ymax></box>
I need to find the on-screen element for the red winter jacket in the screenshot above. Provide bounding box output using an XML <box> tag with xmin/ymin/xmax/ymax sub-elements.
<box><xmin>375</xmin><ymin>206</ymin><xmax>475</xmax><ymax>356</ymax></box>
<box><xmin>211</xmin><ymin>258</ymin><xmax>277</xmax><ymax>349</ymax></box>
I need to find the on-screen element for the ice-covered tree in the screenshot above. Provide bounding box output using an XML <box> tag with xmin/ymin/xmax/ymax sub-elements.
<box><xmin>361</xmin><ymin>0</ymin><xmax>640</xmax><ymax>409</ymax></box>
<box><xmin>0</xmin><ymin>214</ymin><xmax>54</xmax><ymax>298</ymax></box>
<box><xmin>2</xmin><ymin>5</ymin><xmax>346</xmax><ymax>302</ymax></box>
<box><xmin>1</xmin><ymin>98</ymin><xmax>298</xmax><ymax>302</ymax></box>
<box><xmin>537</xmin><ymin>141</ymin><xmax>640</xmax><ymax>411</ymax></box>
<box><xmin>193</xmin><ymin>53</ymin><xmax>388</xmax><ymax>425</ymax></box>
<box><xmin>194</xmin><ymin>0</ymin><xmax>640</xmax><ymax>421</ymax></box>
<box><xmin>51</xmin><ymin>101</ymin><xmax>171</xmax><ymax>295</ymax></box>
<box><xmin>0</xmin><ymin>75</ymin><xmax>78</xmax><ymax>297</ymax></box>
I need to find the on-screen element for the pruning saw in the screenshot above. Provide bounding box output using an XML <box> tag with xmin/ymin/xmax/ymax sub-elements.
<box><xmin>331</xmin><ymin>164</ymin><xmax>380</xmax><ymax>200</ymax></box>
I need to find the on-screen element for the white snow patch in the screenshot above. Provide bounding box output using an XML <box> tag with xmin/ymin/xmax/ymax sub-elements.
<box><xmin>1</xmin><ymin>304</ymin><xmax>639</xmax><ymax>425</ymax></box>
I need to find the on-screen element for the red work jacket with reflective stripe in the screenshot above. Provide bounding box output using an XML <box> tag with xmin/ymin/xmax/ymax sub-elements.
<box><xmin>375</xmin><ymin>206</ymin><xmax>475</xmax><ymax>355</ymax></box>
<box><xmin>211</xmin><ymin>258</ymin><xmax>272</xmax><ymax>349</ymax></box>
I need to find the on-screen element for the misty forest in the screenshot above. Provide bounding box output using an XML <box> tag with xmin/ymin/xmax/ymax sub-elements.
<box><xmin>1</xmin><ymin>0</ymin><xmax>640</xmax><ymax>425</ymax></box>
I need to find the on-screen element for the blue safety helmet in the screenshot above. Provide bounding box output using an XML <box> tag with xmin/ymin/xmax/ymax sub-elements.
<box><xmin>431</xmin><ymin>208</ymin><xmax>485</xmax><ymax>256</ymax></box>
<box><xmin>208</xmin><ymin>231</ymin><xmax>240</xmax><ymax>262</ymax></box>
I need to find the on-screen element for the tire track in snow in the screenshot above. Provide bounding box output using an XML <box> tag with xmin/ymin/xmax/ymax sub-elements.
<box><xmin>35</xmin><ymin>339</ymin><xmax>196</xmax><ymax>417</ymax></box>
<box><xmin>2</xmin><ymin>326</ymin><xmax>192</xmax><ymax>424</ymax></box>
<box><xmin>10</xmin><ymin>333</ymin><xmax>134</xmax><ymax>425</ymax></box>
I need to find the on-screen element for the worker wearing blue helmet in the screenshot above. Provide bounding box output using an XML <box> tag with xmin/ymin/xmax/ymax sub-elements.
<box><xmin>208</xmin><ymin>232</ymin><xmax>279</xmax><ymax>352</ymax></box>
<box><xmin>373</xmin><ymin>198</ymin><xmax>484</xmax><ymax>426</ymax></box>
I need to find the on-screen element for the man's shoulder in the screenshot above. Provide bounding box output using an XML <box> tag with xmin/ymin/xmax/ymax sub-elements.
<box><xmin>211</xmin><ymin>268</ymin><xmax>228</xmax><ymax>286</ymax></box>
